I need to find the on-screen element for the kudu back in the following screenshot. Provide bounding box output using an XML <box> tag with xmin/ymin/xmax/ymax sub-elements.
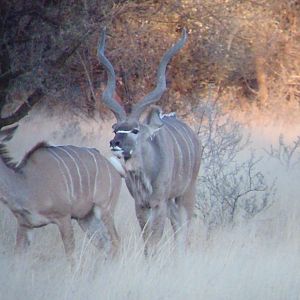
<box><xmin>0</xmin><ymin>126</ymin><xmax>121</xmax><ymax>262</ymax></box>
<box><xmin>98</xmin><ymin>28</ymin><xmax>202</xmax><ymax>253</ymax></box>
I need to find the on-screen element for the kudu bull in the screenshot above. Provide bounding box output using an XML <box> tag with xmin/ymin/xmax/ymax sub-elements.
<box><xmin>0</xmin><ymin>126</ymin><xmax>121</xmax><ymax>262</ymax></box>
<box><xmin>98</xmin><ymin>28</ymin><xmax>202</xmax><ymax>253</ymax></box>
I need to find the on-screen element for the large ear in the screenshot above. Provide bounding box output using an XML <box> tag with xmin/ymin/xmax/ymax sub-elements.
<box><xmin>0</xmin><ymin>125</ymin><xmax>18</xmax><ymax>143</ymax></box>
<box><xmin>144</xmin><ymin>106</ymin><xmax>164</xmax><ymax>136</ymax></box>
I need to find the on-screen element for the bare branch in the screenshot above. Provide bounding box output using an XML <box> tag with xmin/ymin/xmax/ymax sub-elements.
<box><xmin>0</xmin><ymin>89</ymin><xmax>44</xmax><ymax>129</ymax></box>
<box><xmin>265</xmin><ymin>135</ymin><xmax>300</xmax><ymax>170</ymax></box>
<box><xmin>52</xmin><ymin>29</ymin><xmax>94</xmax><ymax>69</ymax></box>
<box><xmin>196</xmin><ymin>98</ymin><xmax>275</xmax><ymax>232</ymax></box>
<box><xmin>77</xmin><ymin>50</ymin><xmax>98</xmax><ymax>116</ymax></box>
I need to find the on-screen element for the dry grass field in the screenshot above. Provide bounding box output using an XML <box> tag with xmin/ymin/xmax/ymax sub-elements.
<box><xmin>0</xmin><ymin>107</ymin><xmax>300</xmax><ymax>300</ymax></box>
<box><xmin>1</xmin><ymin>1</ymin><xmax>299</xmax><ymax>298</ymax></box>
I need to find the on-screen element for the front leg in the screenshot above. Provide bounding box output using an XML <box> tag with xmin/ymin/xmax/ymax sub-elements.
<box><xmin>55</xmin><ymin>216</ymin><xmax>75</xmax><ymax>267</ymax></box>
<box><xmin>135</xmin><ymin>201</ymin><xmax>167</xmax><ymax>256</ymax></box>
<box><xmin>15</xmin><ymin>224</ymin><xmax>32</xmax><ymax>254</ymax></box>
<box><xmin>168</xmin><ymin>185</ymin><xmax>196</xmax><ymax>253</ymax></box>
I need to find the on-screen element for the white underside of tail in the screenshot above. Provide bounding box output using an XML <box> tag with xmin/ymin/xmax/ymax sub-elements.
<box><xmin>109</xmin><ymin>156</ymin><xmax>126</xmax><ymax>177</ymax></box>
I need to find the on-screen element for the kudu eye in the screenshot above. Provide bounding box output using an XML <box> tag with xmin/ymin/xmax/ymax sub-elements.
<box><xmin>131</xmin><ymin>129</ymin><xmax>139</xmax><ymax>134</ymax></box>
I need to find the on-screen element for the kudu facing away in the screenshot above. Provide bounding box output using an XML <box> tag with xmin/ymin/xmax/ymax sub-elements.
<box><xmin>98</xmin><ymin>28</ymin><xmax>202</xmax><ymax>253</ymax></box>
<box><xmin>0</xmin><ymin>127</ymin><xmax>121</xmax><ymax>263</ymax></box>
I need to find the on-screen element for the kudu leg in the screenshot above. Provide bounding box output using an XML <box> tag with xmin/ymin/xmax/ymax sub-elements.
<box><xmin>169</xmin><ymin>198</ymin><xmax>181</xmax><ymax>236</ymax></box>
<box><xmin>169</xmin><ymin>196</ymin><xmax>188</xmax><ymax>252</ymax></box>
<box><xmin>78</xmin><ymin>206</ymin><xmax>119</xmax><ymax>258</ymax></box>
<box><xmin>169</xmin><ymin>185</ymin><xmax>196</xmax><ymax>251</ymax></box>
<box><xmin>135</xmin><ymin>202</ymin><xmax>167</xmax><ymax>256</ymax></box>
<box><xmin>55</xmin><ymin>216</ymin><xmax>75</xmax><ymax>266</ymax></box>
<box><xmin>15</xmin><ymin>224</ymin><xmax>32</xmax><ymax>254</ymax></box>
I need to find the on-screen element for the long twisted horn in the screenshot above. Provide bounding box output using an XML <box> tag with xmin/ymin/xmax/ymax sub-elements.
<box><xmin>98</xmin><ymin>28</ymin><xmax>126</xmax><ymax>122</ymax></box>
<box><xmin>129</xmin><ymin>28</ymin><xmax>187</xmax><ymax>120</ymax></box>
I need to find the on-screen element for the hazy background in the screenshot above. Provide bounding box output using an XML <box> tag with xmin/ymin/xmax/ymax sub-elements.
<box><xmin>0</xmin><ymin>105</ymin><xmax>299</xmax><ymax>300</ymax></box>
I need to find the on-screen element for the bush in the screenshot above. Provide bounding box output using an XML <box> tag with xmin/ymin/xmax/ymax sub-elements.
<box><xmin>195</xmin><ymin>97</ymin><xmax>275</xmax><ymax>233</ymax></box>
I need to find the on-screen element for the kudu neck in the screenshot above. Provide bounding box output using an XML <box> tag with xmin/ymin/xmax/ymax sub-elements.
<box><xmin>125</xmin><ymin>136</ymin><xmax>155</xmax><ymax>173</ymax></box>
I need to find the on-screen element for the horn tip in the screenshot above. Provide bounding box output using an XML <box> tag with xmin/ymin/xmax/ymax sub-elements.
<box><xmin>99</xmin><ymin>27</ymin><xmax>107</xmax><ymax>54</ymax></box>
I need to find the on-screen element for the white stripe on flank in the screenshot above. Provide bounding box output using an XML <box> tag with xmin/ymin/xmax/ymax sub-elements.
<box><xmin>168</xmin><ymin>122</ymin><xmax>192</xmax><ymax>180</ymax></box>
<box><xmin>103</xmin><ymin>158</ymin><xmax>112</xmax><ymax>198</ymax></box>
<box><xmin>59</xmin><ymin>147</ymin><xmax>83</xmax><ymax>196</ymax></box>
<box><xmin>48</xmin><ymin>148</ymin><xmax>72</xmax><ymax>202</ymax></box>
<box><xmin>177</xmin><ymin>124</ymin><xmax>193</xmax><ymax>184</ymax></box>
<box><xmin>181</xmin><ymin>124</ymin><xmax>196</xmax><ymax>167</ymax></box>
<box><xmin>87</xmin><ymin>149</ymin><xmax>99</xmax><ymax>198</ymax></box>
<box><xmin>166</xmin><ymin>126</ymin><xmax>183</xmax><ymax>165</ymax></box>
<box><xmin>67</xmin><ymin>147</ymin><xmax>91</xmax><ymax>196</ymax></box>
<box><xmin>51</xmin><ymin>148</ymin><xmax>75</xmax><ymax>199</ymax></box>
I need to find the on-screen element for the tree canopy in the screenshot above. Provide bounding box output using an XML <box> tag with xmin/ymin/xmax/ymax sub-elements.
<box><xmin>0</xmin><ymin>0</ymin><xmax>299</xmax><ymax>127</ymax></box>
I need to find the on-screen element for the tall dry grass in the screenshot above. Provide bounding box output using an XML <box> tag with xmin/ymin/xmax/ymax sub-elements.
<box><xmin>0</xmin><ymin>106</ymin><xmax>300</xmax><ymax>300</ymax></box>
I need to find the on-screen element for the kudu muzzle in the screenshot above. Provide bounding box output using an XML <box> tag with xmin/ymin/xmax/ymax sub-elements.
<box><xmin>110</xmin><ymin>134</ymin><xmax>133</xmax><ymax>161</ymax></box>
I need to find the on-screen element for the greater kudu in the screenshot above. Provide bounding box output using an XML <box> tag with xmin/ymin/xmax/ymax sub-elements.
<box><xmin>0</xmin><ymin>126</ymin><xmax>121</xmax><ymax>263</ymax></box>
<box><xmin>98</xmin><ymin>28</ymin><xmax>202</xmax><ymax>253</ymax></box>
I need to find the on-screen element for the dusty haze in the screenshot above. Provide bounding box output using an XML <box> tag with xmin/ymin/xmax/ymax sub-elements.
<box><xmin>0</xmin><ymin>106</ymin><xmax>300</xmax><ymax>300</ymax></box>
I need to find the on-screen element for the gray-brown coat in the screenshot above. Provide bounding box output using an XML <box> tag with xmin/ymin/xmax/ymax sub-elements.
<box><xmin>98</xmin><ymin>28</ymin><xmax>202</xmax><ymax>253</ymax></box>
<box><xmin>0</xmin><ymin>127</ymin><xmax>121</xmax><ymax>262</ymax></box>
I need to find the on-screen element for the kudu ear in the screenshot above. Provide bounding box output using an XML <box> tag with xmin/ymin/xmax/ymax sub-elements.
<box><xmin>0</xmin><ymin>125</ymin><xmax>18</xmax><ymax>143</ymax></box>
<box><xmin>144</xmin><ymin>106</ymin><xmax>164</xmax><ymax>137</ymax></box>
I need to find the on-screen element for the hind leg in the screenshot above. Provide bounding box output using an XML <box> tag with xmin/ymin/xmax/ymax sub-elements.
<box><xmin>168</xmin><ymin>198</ymin><xmax>181</xmax><ymax>239</ymax></box>
<box><xmin>169</xmin><ymin>184</ymin><xmax>196</xmax><ymax>251</ymax></box>
<box><xmin>78</xmin><ymin>206</ymin><xmax>119</xmax><ymax>258</ymax></box>
<box><xmin>168</xmin><ymin>196</ymin><xmax>188</xmax><ymax>252</ymax></box>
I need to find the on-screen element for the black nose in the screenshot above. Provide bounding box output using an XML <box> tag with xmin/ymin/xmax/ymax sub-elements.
<box><xmin>110</xmin><ymin>140</ymin><xmax>120</xmax><ymax>148</ymax></box>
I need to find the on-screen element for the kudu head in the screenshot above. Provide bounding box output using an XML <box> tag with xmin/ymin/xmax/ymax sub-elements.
<box><xmin>98</xmin><ymin>28</ymin><xmax>187</xmax><ymax>161</ymax></box>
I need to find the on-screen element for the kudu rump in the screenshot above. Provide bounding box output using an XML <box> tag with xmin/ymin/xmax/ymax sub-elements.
<box><xmin>98</xmin><ymin>28</ymin><xmax>202</xmax><ymax>253</ymax></box>
<box><xmin>0</xmin><ymin>127</ymin><xmax>121</xmax><ymax>262</ymax></box>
